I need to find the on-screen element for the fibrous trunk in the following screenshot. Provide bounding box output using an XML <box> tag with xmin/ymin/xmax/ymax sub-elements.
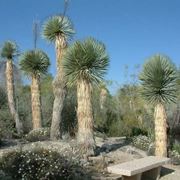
<box><xmin>6</xmin><ymin>60</ymin><xmax>23</xmax><ymax>134</ymax></box>
<box><xmin>31</xmin><ymin>74</ymin><xmax>42</xmax><ymax>129</ymax></box>
<box><xmin>154</xmin><ymin>103</ymin><xmax>167</xmax><ymax>157</ymax></box>
<box><xmin>77</xmin><ymin>79</ymin><xmax>95</xmax><ymax>155</ymax></box>
<box><xmin>50</xmin><ymin>36</ymin><xmax>66</xmax><ymax>140</ymax></box>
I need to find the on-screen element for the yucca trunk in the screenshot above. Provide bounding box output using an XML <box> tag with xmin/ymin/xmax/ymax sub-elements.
<box><xmin>6</xmin><ymin>60</ymin><xmax>23</xmax><ymax>134</ymax></box>
<box><xmin>77</xmin><ymin>79</ymin><xmax>95</xmax><ymax>155</ymax></box>
<box><xmin>154</xmin><ymin>103</ymin><xmax>167</xmax><ymax>157</ymax></box>
<box><xmin>31</xmin><ymin>74</ymin><xmax>42</xmax><ymax>129</ymax></box>
<box><xmin>50</xmin><ymin>36</ymin><xmax>66</xmax><ymax>140</ymax></box>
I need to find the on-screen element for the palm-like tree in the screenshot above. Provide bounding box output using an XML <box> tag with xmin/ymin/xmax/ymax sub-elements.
<box><xmin>20</xmin><ymin>50</ymin><xmax>50</xmax><ymax>129</ymax></box>
<box><xmin>42</xmin><ymin>15</ymin><xmax>75</xmax><ymax>140</ymax></box>
<box><xmin>63</xmin><ymin>38</ymin><xmax>109</xmax><ymax>154</ymax></box>
<box><xmin>0</xmin><ymin>41</ymin><xmax>23</xmax><ymax>134</ymax></box>
<box><xmin>140</xmin><ymin>55</ymin><xmax>177</xmax><ymax>157</ymax></box>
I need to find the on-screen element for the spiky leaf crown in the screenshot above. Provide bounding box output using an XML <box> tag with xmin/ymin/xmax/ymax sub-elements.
<box><xmin>139</xmin><ymin>54</ymin><xmax>177</xmax><ymax>104</ymax></box>
<box><xmin>42</xmin><ymin>15</ymin><xmax>75</xmax><ymax>42</ymax></box>
<box><xmin>1</xmin><ymin>41</ymin><xmax>19</xmax><ymax>60</ymax></box>
<box><xmin>63</xmin><ymin>38</ymin><xmax>109</xmax><ymax>86</ymax></box>
<box><xmin>20</xmin><ymin>50</ymin><xmax>50</xmax><ymax>77</ymax></box>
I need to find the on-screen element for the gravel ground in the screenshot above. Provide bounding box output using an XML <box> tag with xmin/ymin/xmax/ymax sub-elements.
<box><xmin>0</xmin><ymin>137</ymin><xmax>179</xmax><ymax>180</ymax></box>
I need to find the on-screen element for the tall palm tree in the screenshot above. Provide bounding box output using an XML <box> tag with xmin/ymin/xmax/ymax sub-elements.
<box><xmin>42</xmin><ymin>15</ymin><xmax>75</xmax><ymax>140</ymax></box>
<box><xmin>63</xmin><ymin>38</ymin><xmax>109</xmax><ymax>154</ymax></box>
<box><xmin>20</xmin><ymin>50</ymin><xmax>50</xmax><ymax>129</ymax></box>
<box><xmin>0</xmin><ymin>41</ymin><xmax>23</xmax><ymax>134</ymax></box>
<box><xmin>139</xmin><ymin>55</ymin><xmax>177</xmax><ymax>157</ymax></box>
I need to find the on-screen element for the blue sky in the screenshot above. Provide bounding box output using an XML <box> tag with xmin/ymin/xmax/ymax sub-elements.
<box><xmin>0</xmin><ymin>0</ymin><xmax>180</xmax><ymax>91</ymax></box>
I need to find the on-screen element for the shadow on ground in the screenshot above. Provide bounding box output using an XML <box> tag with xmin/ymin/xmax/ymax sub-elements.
<box><xmin>95</xmin><ymin>138</ymin><xmax>130</xmax><ymax>155</ymax></box>
<box><xmin>160</xmin><ymin>166</ymin><xmax>175</xmax><ymax>177</ymax></box>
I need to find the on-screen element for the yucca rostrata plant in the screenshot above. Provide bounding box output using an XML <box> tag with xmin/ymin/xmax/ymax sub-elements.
<box><xmin>20</xmin><ymin>50</ymin><xmax>50</xmax><ymax>129</ymax></box>
<box><xmin>140</xmin><ymin>55</ymin><xmax>177</xmax><ymax>157</ymax></box>
<box><xmin>0</xmin><ymin>41</ymin><xmax>23</xmax><ymax>134</ymax></box>
<box><xmin>63</xmin><ymin>38</ymin><xmax>109</xmax><ymax>155</ymax></box>
<box><xmin>42</xmin><ymin>15</ymin><xmax>75</xmax><ymax>140</ymax></box>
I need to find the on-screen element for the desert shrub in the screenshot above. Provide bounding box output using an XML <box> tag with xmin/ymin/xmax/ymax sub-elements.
<box><xmin>0</xmin><ymin>87</ymin><xmax>7</xmax><ymax>107</ymax></box>
<box><xmin>0</xmin><ymin>128</ymin><xmax>2</xmax><ymax>145</ymax></box>
<box><xmin>40</xmin><ymin>74</ymin><xmax>54</xmax><ymax>127</ymax></box>
<box><xmin>0</xmin><ymin>87</ymin><xmax>25</xmax><ymax>138</ymax></box>
<box><xmin>62</xmin><ymin>87</ymin><xmax>77</xmax><ymax>137</ymax></box>
<box><xmin>170</xmin><ymin>125</ymin><xmax>180</xmax><ymax>144</ymax></box>
<box><xmin>172</xmin><ymin>126</ymin><xmax>180</xmax><ymax>136</ymax></box>
<box><xmin>102</xmin><ymin>84</ymin><xmax>154</xmax><ymax>138</ymax></box>
<box><xmin>0</xmin><ymin>109</ymin><xmax>16</xmax><ymax>138</ymax></box>
<box><xmin>0</xmin><ymin>88</ymin><xmax>17</xmax><ymax>138</ymax></box>
<box><xmin>131</xmin><ymin>127</ymin><xmax>148</xmax><ymax>137</ymax></box>
<box><xmin>0</xmin><ymin>148</ymin><xmax>90</xmax><ymax>180</ymax></box>
<box><xmin>41</xmin><ymin>75</ymin><xmax>77</xmax><ymax>136</ymax></box>
<box><xmin>17</xmin><ymin>85</ymin><xmax>32</xmax><ymax>133</ymax></box>
<box><xmin>25</xmin><ymin>128</ymin><xmax>50</xmax><ymax>142</ymax></box>
<box><xmin>167</xmin><ymin>125</ymin><xmax>180</xmax><ymax>151</ymax></box>
<box><xmin>169</xmin><ymin>143</ymin><xmax>180</xmax><ymax>165</ymax></box>
<box><xmin>108</xmin><ymin>119</ymin><xmax>132</xmax><ymax>137</ymax></box>
<box><xmin>107</xmin><ymin>117</ymin><xmax>148</xmax><ymax>137</ymax></box>
<box><xmin>172</xmin><ymin>143</ymin><xmax>180</xmax><ymax>154</ymax></box>
<box><xmin>132</xmin><ymin>135</ymin><xmax>154</xmax><ymax>153</ymax></box>
<box><xmin>41</xmin><ymin>92</ymin><xmax>54</xmax><ymax>127</ymax></box>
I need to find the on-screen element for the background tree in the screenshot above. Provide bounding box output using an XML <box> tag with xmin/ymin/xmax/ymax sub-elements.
<box><xmin>0</xmin><ymin>41</ymin><xmax>23</xmax><ymax>134</ymax></box>
<box><xmin>20</xmin><ymin>50</ymin><xmax>50</xmax><ymax>129</ymax></box>
<box><xmin>17</xmin><ymin>85</ymin><xmax>32</xmax><ymax>133</ymax></box>
<box><xmin>139</xmin><ymin>54</ymin><xmax>177</xmax><ymax>157</ymax></box>
<box><xmin>99</xmin><ymin>83</ymin><xmax>108</xmax><ymax>110</ymax></box>
<box><xmin>63</xmin><ymin>38</ymin><xmax>109</xmax><ymax>154</ymax></box>
<box><xmin>42</xmin><ymin>15</ymin><xmax>75</xmax><ymax>140</ymax></box>
<box><xmin>92</xmin><ymin>83</ymin><xmax>111</xmax><ymax>134</ymax></box>
<box><xmin>110</xmin><ymin>84</ymin><xmax>152</xmax><ymax>137</ymax></box>
<box><xmin>40</xmin><ymin>74</ymin><xmax>54</xmax><ymax>127</ymax></box>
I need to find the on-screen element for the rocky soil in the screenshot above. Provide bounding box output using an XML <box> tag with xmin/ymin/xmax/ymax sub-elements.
<box><xmin>0</xmin><ymin>137</ymin><xmax>179</xmax><ymax>180</ymax></box>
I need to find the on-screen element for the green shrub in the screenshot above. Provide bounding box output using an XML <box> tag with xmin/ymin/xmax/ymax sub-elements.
<box><xmin>170</xmin><ymin>126</ymin><xmax>180</xmax><ymax>139</ymax></box>
<box><xmin>169</xmin><ymin>143</ymin><xmax>180</xmax><ymax>165</ymax></box>
<box><xmin>172</xmin><ymin>143</ymin><xmax>180</xmax><ymax>154</ymax></box>
<box><xmin>131</xmin><ymin>127</ymin><xmax>148</xmax><ymax>137</ymax></box>
<box><xmin>108</xmin><ymin>120</ymin><xmax>132</xmax><ymax>137</ymax></box>
<box><xmin>132</xmin><ymin>135</ymin><xmax>154</xmax><ymax>153</ymax></box>
<box><xmin>0</xmin><ymin>128</ymin><xmax>2</xmax><ymax>145</ymax></box>
<box><xmin>25</xmin><ymin>128</ymin><xmax>50</xmax><ymax>142</ymax></box>
<box><xmin>0</xmin><ymin>109</ymin><xmax>15</xmax><ymax>138</ymax></box>
<box><xmin>0</xmin><ymin>148</ymin><xmax>90</xmax><ymax>180</ymax></box>
<box><xmin>62</xmin><ymin>87</ymin><xmax>77</xmax><ymax>136</ymax></box>
<box><xmin>0</xmin><ymin>87</ymin><xmax>7</xmax><ymax>107</ymax></box>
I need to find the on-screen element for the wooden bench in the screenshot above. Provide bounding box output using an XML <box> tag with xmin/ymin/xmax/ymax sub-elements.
<box><xmin>107</xmin><ymin>156</ymin><xmax>170</xmax><ymax>180</ymax></box>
